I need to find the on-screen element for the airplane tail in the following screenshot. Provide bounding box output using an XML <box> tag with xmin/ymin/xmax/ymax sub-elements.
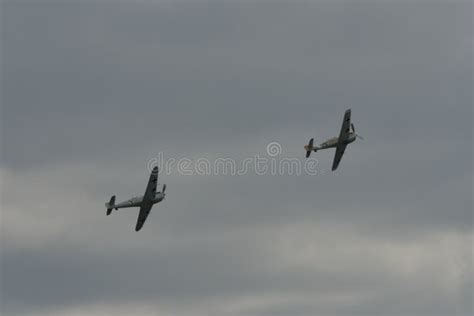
<box><xmin>304</xmin><ymin>138</ymin><xmax>318</xmax><ymax>158</ymax></box>
<box><xmin>106</xmin><ymin>195</ymin><xmax>116</xmax><ymax>216</ymax></box>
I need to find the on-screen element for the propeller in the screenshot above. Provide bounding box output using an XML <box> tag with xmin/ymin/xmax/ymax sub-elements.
<box><xmin>351</xmin><ymin>123</ymin><xmax>364</xmax><ymax>141</ymax></box>
<box><xmin>162</xmin><ymin>184</ymin><xmax>167</xmax><ymax>199</ymax></box>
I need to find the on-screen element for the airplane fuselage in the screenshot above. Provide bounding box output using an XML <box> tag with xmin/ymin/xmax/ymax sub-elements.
<box><xmin>317</xmin><ymin>133</ymin><xmax>356</xmax><ymax>150</ymax></box>
<box><xmin>112</xmin><ymin>192</ymin><xmax>164</xmax><ymax>209</ymax></box>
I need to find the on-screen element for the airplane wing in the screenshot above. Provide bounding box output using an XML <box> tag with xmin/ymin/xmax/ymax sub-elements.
<box><xmin>332</xmin><ymin>143</ymin><xmax>347</xmax><ymax>171</ymax></box>
<box><xmin>337</xmin><ymin>109</ymin><xmax>352</xmax><ymax>143</ymax></box>
<box><xmin>332</xmin><ymin>109</ymin><xmax>351</xmax><ymax>171</ymax></box>
<box><xmin>135</xmin><ymin>204</ymin><xmax>152</xmax><ymax>231</ymax></box>
<box><xmin>135</xmin><ymin>167</ymin><xmax>159</xmax><ymax>231</ymax></box>
<box><xmin>143</xmin><ymin>166</ymin><xmax>159</xmax><ymax>203</ymax></box>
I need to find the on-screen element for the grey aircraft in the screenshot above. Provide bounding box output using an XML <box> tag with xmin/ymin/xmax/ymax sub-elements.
<box><xmin>304</xmin><ymin>109</ymin><xmax>363</xmax><ymax>171</ymax></box>
<box><xmin>105</xmin><ymin>166</ymin><xmax>166</xmax><ymax>231</ymax></box>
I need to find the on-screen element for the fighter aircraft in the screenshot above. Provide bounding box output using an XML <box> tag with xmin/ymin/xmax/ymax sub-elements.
<box><xmin>105</xmin><ymin>166</ymin><xmax>166</xmax><ymax>231</ymax></box>
<box><xmin>304</xmin><ymin>109</ymin><xmax>363</xmax><ymax>171</ymax></box>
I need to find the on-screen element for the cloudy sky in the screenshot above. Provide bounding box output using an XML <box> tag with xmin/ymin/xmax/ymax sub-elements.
<box><xmin>1</xmin><ymin>1</ymin><xmax>472</xmax><ymax>315</ymax></box>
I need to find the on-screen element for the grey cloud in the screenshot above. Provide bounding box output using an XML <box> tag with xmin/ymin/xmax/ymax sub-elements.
<box><xmin>2</xmin><ymin>1</ymin><xmax>471</xmax><ymax>167</ymax></box>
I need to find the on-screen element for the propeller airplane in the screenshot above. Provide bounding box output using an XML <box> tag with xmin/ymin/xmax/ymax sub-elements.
<box><xmin>105</xmin><ymin>166</ymin><xmax>167</xmax><ymax>231</ymax></box>
<box><xmin>304</xmin><ymin>109</ymin><xmax>363</xmax><ymax>171</ymax></box>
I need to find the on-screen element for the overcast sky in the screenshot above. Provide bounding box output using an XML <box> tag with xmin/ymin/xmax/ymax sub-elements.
<box><xmin>1</xmin><ymin>1</ymin><xmax>472</xmax><ymax>316</ymax></box>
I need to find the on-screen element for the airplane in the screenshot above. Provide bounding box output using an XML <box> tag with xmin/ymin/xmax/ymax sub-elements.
<box><xmin>105</xmin><ymin>166</ymin><xmax>166</xmax><ymax>231</ymax></box>
<box><xmin>304</xmin><ymin>109</ymin><xmax>363</xmax><ymax>171</ymax></box>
